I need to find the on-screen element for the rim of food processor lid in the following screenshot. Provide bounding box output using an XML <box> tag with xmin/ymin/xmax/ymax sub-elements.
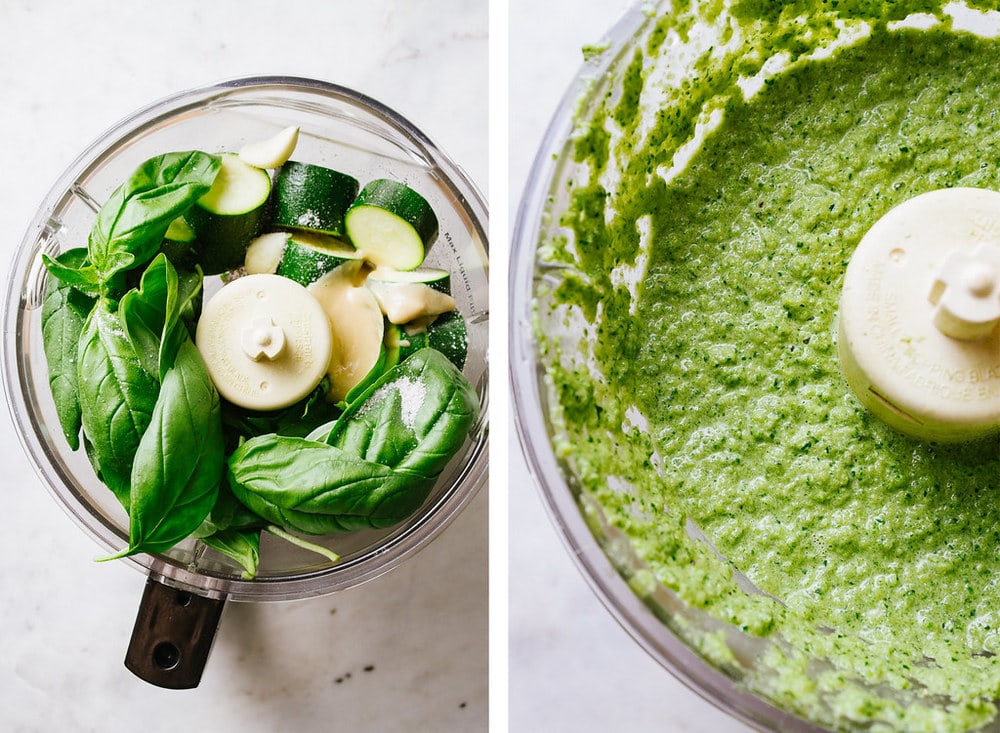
<box><xmin>508</xmin><ymin>6</ymin><xmax>824</xmax><ymax>731</ymax></box>
<box><xmin>2</xmin><ymin>75</ymin><xmax>489</xmax><ymax>603</ymax></box>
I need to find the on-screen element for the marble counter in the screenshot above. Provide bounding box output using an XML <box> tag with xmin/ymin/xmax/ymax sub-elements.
<box><xmin>507</xmin><ymin>2</ymin><xmax>753</xmax><ymax>730</ymax></box>
<box><xmin>0</xmin><ymin>3</ymin><xmax>486</xmax><ymax>732</ymax></box>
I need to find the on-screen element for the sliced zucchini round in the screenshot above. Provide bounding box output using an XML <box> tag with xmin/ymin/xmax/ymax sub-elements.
<box><xmin>165</xmin><ymin>216</ymin><xmax>196</xmax><ymax>244</ymax></box>
<box><xmin>276</xmin><ymin>232</ymin><xmax>365</xmax><ymax>286</ymax></box>
<box><xmin>345</xmin><ymin>179</ymin><xmax>438</xmax><ymax>271</ymax></box>
<box><xmin>187</xmin><ymin>153</ymin><xmax>272</xmax><ymax>274</ymax></box>
<box><xmin>368</xmin><ymin>266</ymin><xmax>451</xmax><ymax>294</ymax></box>
<box><xmin>272</xmin><ymin>161</ymin><xmax>360</xmax><ymax>237</ymax></box>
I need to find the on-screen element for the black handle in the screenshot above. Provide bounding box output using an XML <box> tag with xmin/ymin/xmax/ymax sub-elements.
<box><xmin>124</xmin><ymin>577</ymin><xmax>227</xmax><ymax>689</ymax></box>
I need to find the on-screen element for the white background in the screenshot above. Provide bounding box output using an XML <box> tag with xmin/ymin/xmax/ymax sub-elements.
<box><xmin>0</xmin><ymin>3</ymin><xmax>487</xmax><ymax>733</ymax></box>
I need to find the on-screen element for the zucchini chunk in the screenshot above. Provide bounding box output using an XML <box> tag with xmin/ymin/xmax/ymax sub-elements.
<box><xmin>165</xmin><ymin>215</ymin><xmax>196</xmax><ymax>244</ymax></box>
<box><xmin>272</xmin><ymin>161</ymin><xmax>360</xmax><ymax>237</ymax></box>
<box><xmin>368</xmin><ymin>266</ymin><xmax>451</xmax><ymax>294</ymax></box>
<box><xmin>277</xmin><ymin>232</ymin><xmax>365</xmax><ymax>286</ymax></box>
<box><xmin>187</xmin><ymin>152</ymin><xmax>272</xmax><ymax>274</ymax></box>
<box><xmin>159</xmin><ymin>216</ymin><xmax>197</xmax><ymax>267</ymax></box>
<box><xmin>387</xmin><ymin>310</ymin><xmax>469</xmax><ymax>371</ymax></box>
<box><xmin>345</xmin><ymin>179</ymin><xmax>438</xmax><ymax>271</ymax></box>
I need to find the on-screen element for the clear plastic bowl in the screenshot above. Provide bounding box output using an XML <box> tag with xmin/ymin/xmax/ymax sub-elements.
<box><xmin>3</xmin><ymin>76</ymin><xmax>489</xmax><ymax>605</ymax></box>
<box><xmin>511</xmin><ymin>5</ymin><xmax>999</xmax><ymax>732</ymax></box>
<box><xmin>510</xmin><ymin>12</ymin><xmax>803</xmax><ymax>728</ymax></box>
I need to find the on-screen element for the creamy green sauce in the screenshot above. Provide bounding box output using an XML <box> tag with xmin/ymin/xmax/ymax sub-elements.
<box><xmin>539</xmin><ymin>2</ymin><xmax>1000</xmax><ymax>730</ymax></box>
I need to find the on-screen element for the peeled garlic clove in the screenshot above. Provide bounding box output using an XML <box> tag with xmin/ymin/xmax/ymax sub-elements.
<box><xmin>239</xmin><ymin>126</ymin><xmax>300</xmax><ymax>169</ymax></box>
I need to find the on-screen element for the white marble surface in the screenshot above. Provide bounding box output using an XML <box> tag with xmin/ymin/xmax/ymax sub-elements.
<box><xmin>0</xmin><ymin>3</ymin><xmax>486</xmax><ymax>732</ymax></box>
<box><xmin>507</xmin><ymin>2</ymin><xmax>753</xmax><ymax>730</ymax></box>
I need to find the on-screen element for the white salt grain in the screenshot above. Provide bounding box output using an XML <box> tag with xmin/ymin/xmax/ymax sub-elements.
<box><xmin>361</xmin><ymin>376</ymin><xmax>426</xmax><ymax>430</ymax></box>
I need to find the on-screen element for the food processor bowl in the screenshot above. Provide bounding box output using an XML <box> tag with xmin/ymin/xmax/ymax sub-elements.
<box><xmin>2</xmin><ymin>76</ymin><xmax>488</xmax><ymax>688</ymax></box>
<box><xmin>511</xmin><ymin>3</ymin><xmax>1000</xmax><ymax>731</ymax></box>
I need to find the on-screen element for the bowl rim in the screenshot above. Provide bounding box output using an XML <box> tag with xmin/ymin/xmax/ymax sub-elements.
<box><xmin>508</xmin><ymin>7</ymin><xmax>824</xmax><ymax>732</ymax></box>
<box><xmin>2</xmin><ymin>74</ymin><xmax>489</xmax><ymax>602</ymax></box>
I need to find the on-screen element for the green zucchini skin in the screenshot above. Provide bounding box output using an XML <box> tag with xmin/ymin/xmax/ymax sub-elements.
<box><xmin>187</xmin><ymin>153</ymin><xmax>272</xmax><ymax>274</ymax></box>
<box><xmin>368</xmin><ymin>267</ymin><xmax>452</xmax><ymax>294</ymax></box>
<box><xmin>187</xmin><ymin>204</ymin><xmax>269</xmax><ymax>275</ymax></box>
<box><xmin>276</xmin><ymin>233</ymin><xmax>364</xmax><ymax>286</ymax></box>
<box><xmin>345</xmin><ymin>179</ymin><xmax>439</xmax><ymax>270</ymax></box>
<box><xmin>272</xmin><ymin>161</ymin><xmax>360</xmax><ymax>237</ymax></box>
<box><xmin>391</xmin><ymin>310</ymin><xmax>468</xmax><ymax>371</ymax></box>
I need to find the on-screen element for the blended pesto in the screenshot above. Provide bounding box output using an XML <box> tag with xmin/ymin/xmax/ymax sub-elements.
<box><xmin>537</xmin><ymin>2</ymin><xmax>1000</xmax><ymax>730</ymax></box>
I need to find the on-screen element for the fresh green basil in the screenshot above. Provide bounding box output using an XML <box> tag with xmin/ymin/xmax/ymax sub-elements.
<box><xmin>195</xmin><ymin>484</ymin><xmax>345</xmax><ymax>577</ymax></box>
<box><xmin>228</xmin><ymin>435</ymin><xmax>430</xmax><ymax>533</ymax></box>
<box><xmin>119</xmin><ymin>253</ymin><xmax>202</xmax><ymax>380</ymax></box>
<box><xmin>105</xmin><ymin>254</ymin><xmax>225</xmax><ymax>558</ymax></box>
<box><xmin>40</xmin><ymin>247</ymin><xmax>94</xmax><ymax>449</ymax></box>
<box><xmin>77</xmin><ymin>298</ymin><xmax>160</xmax><ymax>506</ymax></box>
<box><xmin>113</xmin><ymin>339</ymin><xmax>224</xmax><ymax>559</ymax></box>
<box><xmin>45</xmin><ymin>151</ymin><xmax>218</xmax><ymax>512</ymax></box>
<box><xmin>42</xmin><ymin>151</ymin><xmax>219</xmax><ymax>295</ymax></box>
<box><xmin>227</xmin><ymin>348</ymin><xmax>480</xmax><ymax>534</ymax></box>
<box><xmin>87</xmin><ymin>151</ymin><xmax>220</xmax><ymax>287</ymax></box>
<box><xmin>42</xmin><ymin>255</ymin><xmax>101</xmax><ymax>298</ymax></box>
<box><xmin>200</xmin><ymin>528</ymin><xmax>261</xmax><ymax>579</ymax></box>
<box><xmin>220</xmin><ymin>377</ymin><xmax>340</xmax><ymax>450</ymax></box>
<box><xmin>327</xmin><ymin>347</ymin><xmax>480</xmax><ymax>477</ymax></box>
<box><xmin>194</xmin><ymin>482</ymin><xmax>266</xmax><ymax>537</ymax></box>
<box><xmin>192</xmin><ymin>484</ymin><xmax>266</xmax><ymax>578</ymax></box>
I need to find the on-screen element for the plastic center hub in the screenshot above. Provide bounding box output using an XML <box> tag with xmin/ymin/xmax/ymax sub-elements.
<box><xmin>838</xmin><ymin>187</ymin><xmax>1000</xmax><ymax>443</ymax></box>
<box><xmin>195</xmin><ymin>274</ymin><xmax>333</xmax><ymax>410</ymax></box>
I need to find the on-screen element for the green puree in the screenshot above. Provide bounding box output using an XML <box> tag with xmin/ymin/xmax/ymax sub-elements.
<box><xmin>539</xmin><ymin>1</ymin><xmax>1000</xmax><ymax>730</ymax></box>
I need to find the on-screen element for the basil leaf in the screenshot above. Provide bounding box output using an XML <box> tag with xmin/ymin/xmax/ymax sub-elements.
<box><xmin>89</xmin><ymin>151</ymin><xmax>219</xmax><ymax>287</ymax></box>
<box><xmin>41</xmin><ymin>253</ymin><xmax>101</xmax><ymax>297</ymax></box>
<box><xmin>119</xmin><ymin>339</ymin><xmax>224</xmax><ymax>558</ymax></box>
<box><xmin>119</xmin><ymin>253</ymin><xmax>202</xmax><ymax>379</ymax></box>
<box><xmin>41</xmin><ymin>248</ymin><xmax>94</xmax><ymax>449</ymax></box>
<box><xmin>200</xmin><ymin>528</ymin><xmax>260</xmax><ymax>579</ymax></box>
<box><xmin>193</xmin><ymin>483</ymin><xmax>265</xmax><ymax>538</ymax></box>
<box><xmin>77</xmin><ymin>299</ymin><xmax>159</xmax><ymax>506</ymax></box>
<box><xmin>327</xmin><ymin>348</ymin><xmax>480</xmax><ymax>478</ymax></box>
<box><xmin>228</xmin><ymin>435</ymin><xmax>434</xmax><ymax>534</ymax></box>
<box><xmin>175</xmin><ymin>268</ymin><xmax>203</xmax><ymax>329</ymax></box>
<box><xmin>227</xmin><ymin>348</ymin><xmax>479</xmax><ymax>535</ymax></box>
